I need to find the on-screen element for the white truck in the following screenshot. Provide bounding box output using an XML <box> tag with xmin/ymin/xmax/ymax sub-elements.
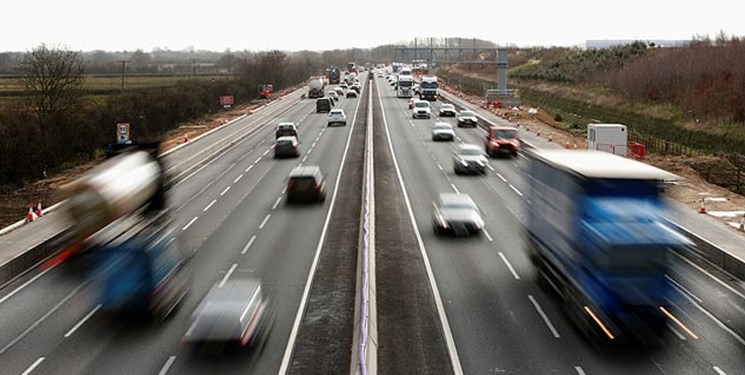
<box><xmin>308</xmin><ymin>77</ymin><xmax>326</xmax><ymax>99</ymax></box>
<box><xmin>396</xmin><ymin>75</ymin><xmax>414</xmax><ymax>98</ymax></box>
<box><xmin>587</xmin><ymin>123</ymin><xmax>628</xmax><ymax>157</ymax></box>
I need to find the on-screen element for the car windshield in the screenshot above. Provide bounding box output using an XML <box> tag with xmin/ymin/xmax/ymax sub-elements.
<box><xmin>441</xmin><ymin>202</ymin><xmax>476</xmax><ymax>211</ymax></box>
<box><xmin>459</xmin><ymin>148</ymin><xmax>482</xmax><ymax>156</ymax></box>
<box><xmin>415</xmin><ymin>102</ymin><xmax>429</xmax><ymax>108</ymax></box>
<box><xmin>493</xmin><ymin>129</ymin><xmax>518</xmax><ymax>139</ymax></box>
<box><xmin>442</xmin><ymin>105</ymin><xmax>454</xmax><ymax>110</ymax></box>
<box><xmin>460</xmin><ymin>111</ymin><xmax>475</xmax><ymax>117</ymax></box>
<box><xmin>434</xmin><ymin>124</ymin><xmax>451</xmax><ymax>130</ymax></box>
<box><xmin>330</xmin><ymin>111</ymin><xmax>343</xmax><ymax>115</ymax></box>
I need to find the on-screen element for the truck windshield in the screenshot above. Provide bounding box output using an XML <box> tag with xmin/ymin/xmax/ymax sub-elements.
<box><xmin>421</xmin><ymin>82</ymin><xmax>438</xmax><ymax>89</ymax></box>
<box><xmin>398</xmin><ymin>81</ymin><xmax>413</xmax><ymax>88</ymax></box>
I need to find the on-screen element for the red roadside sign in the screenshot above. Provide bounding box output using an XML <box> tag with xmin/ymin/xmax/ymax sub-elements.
<box><xmin>220</xmin><ymin>95</ymin><xmax>234</xmax><ymax>107</ymax></box>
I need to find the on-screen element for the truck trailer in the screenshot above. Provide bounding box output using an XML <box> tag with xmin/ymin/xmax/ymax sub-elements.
<box><xmin>525</xmin><ymin>149</ymin><xmax>691</xmax><ymax>342</ymax></box>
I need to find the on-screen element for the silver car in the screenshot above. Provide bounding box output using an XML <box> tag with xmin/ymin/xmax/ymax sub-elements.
<box><xmin>439</xmin><ymin>103</ymin><xmax>457</xmax><ymax>117</ymax></box>
<box><xmin>182</xmin><ymin>279</ymin><xmax>272</xmax><ymax>349</ymax></box>
<box><xmin>456</xmin><ymin>110</ymin><xmax>479</xmax><ymax>127</ymax></box>
<box><xmin>432</xmin><ymin>193</ymin><xmax>484</xmax><ymax>236</ymax></box>
<box><xmin>327</xmin><ymin>109</ymin><xmax>347</xmax><ymax>126</ymax></box>
<box><xmin>431</xmin><ymin>122</ymin><xmax>455</xmax><ymax>141</ymax></box>
<box><xmin>412</xmin><ymin>100</ymin><xmax>431</xmax><ymax>119</ymax></box>
<box><xmin>453</xmin><ymin>143</ymin><xmax>487</xmax><ymax>174</ymax></box>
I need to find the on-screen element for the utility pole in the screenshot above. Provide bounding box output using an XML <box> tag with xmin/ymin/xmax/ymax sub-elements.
<box><xmin>118</xmin><ymin>60</ymin><xmax>129</xmax><ymax>91</ymax></box>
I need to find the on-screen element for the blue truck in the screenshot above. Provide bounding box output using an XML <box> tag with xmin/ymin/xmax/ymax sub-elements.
<box><xmin>525</xmin><ymin>149</ymin><xmax>691</xmax><ymax>342</ymax></box>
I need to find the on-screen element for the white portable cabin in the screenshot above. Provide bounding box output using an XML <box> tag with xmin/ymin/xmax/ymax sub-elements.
<box><xmin>587</xmin><ymin>123</ymin><xmax>628</xmax><ymax>157</ymax></box>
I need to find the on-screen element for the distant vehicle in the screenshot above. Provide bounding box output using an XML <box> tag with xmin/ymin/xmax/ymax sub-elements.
<box><xmin>351</xmin><ymin>84</ymin><xmax>361</xmax><ymax>94</ymax></box>
<box><xmin>346</xmin><ymin>90</ymin><xmax>358</xmax><ymax>98</ymax></box>
<box><xmin>389</xmin><ymin>78</ymin><xmax>397</xmax><ymax>87</ymax></box>
<box><xmin>432</xmin><ymin>193</ymin><xmax>484</xmax><ymax>236</ymax></box>
<box><xmin>431</xmin><ymin>122</ymin><xmax>455</xmax><ymax>141</ymax></box>
<box><xmin>328</xmin><ymin>68</ymin><xmax>341</xmax><ymax>84</ymax></box>
<box><xmin>420</xmin><ymin>75</ymin><xmax>438</xmax><ymax>101</ymax></box>
<box><xmin>485</xmin><ymin>126</ymin><xmax>520</xmax><ymax>157</ymax></box>
<box><xmin>457</xmin><ymin>110</ymin><xmax>478</xmax><ymax>127</ymax></box>
<box><xmin>339</xmin><ymin>82</ymin><xmax>348</xmax><ymax>90</ymax></box>
<box><xmin>526</xmin><ymin>149</ymin><xmax>692</xmax><ymax>341</ymax></box>
<box><xmin>308</xmin><ymin>77</ymin><xmax>325</xmax><ymax>99</ymax></box>
<box><xmin>275</xmin><ymin>122</ymin><xmax>298</xmax><ymax>140</ymax></box>
<box><xmin>316</xmin><ymin>97</ymin><xmax>332</xmax><ymax>113</ymax></box>
<box><xmin>182</xmin><ymin>279</ymin><xmax>272</xmax><ymax>349</ymax></box>
<box><xmin>327</xmin><ymin>109</ymin><xmax>347</xmax><ymax>126</ymax></box>
<box><xmin>439</xmin><ymin>103</ymin><xmax>457</xmax><ymax>117</ymax></box>
<box><xmin>327</xmin><ymin>90</ymin><xmax>339</xmax><ymax>101</ymax></box>
<box><xmin>274</xmin><ymin>136</ymin><xmax>300</xmax><ymax>158</ymax></box>
<box><xmin>453</xmin><ymin>143</ymin><xmax>487</xmax><ymax>174</ymax></box>
<box><xmin>286</xmin><ymin>166</ymin><xmax>326</xmax><ymax>203</ymax></box>
<box><xmin>346</xmin><ymin>61</ymin><xmax>358</xmax><ymax>74</ymax></box>
<box><xmin>412</xmin><ymin>100</ymin><xmax>431</xmax><ymax>119</ymax></box>
<box><xmin>397</xmin><ymin>75</ymin><xmax>414</xmax><ymax>98</ymax></box>
<box><xmin>258</xmin><ymin>84</ymin><xmax>273</xmax><ymax>99</ymax></box>
<box><xmin>334</xmin><ymin>87</ymin><xmax>345</xmax><ymax>96</ymax></box>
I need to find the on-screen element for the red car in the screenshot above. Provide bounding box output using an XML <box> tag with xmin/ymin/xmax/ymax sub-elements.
<box><xmin>485</xmin><ymin>126</ymin><xmax>520</xmax><ymax>157</ymax></box>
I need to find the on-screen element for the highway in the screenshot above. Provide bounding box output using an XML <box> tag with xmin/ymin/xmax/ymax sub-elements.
<box><xmin>372</xmin><ymin>74</ymin><xmax>745</xmax><ymax>374</ymax></box>
<box><xmin>0</xmin><ymin>80</ymin><xmax>366</xmax><ymax>375</ymax></box>
<box><xmin>2</xmin><ymin>71</ymin><xmax>745</xmax><ymax>375</ymax></box>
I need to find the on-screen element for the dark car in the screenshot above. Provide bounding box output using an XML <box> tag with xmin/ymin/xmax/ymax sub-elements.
<box><xmin>316</xmin><ymin>97</ymin><xmax>332</xmax><ymax>113</ymax></box>
<box><xmin>286</xmin><ymin>166</ymin><xmax>326</xmax><ymax>203</ymax></box>
<box><xmin>432</xmin><ymin>193</ymin><xmax>484</xmax><ymax>236</ymax></box>
<box><xmin>274</xmin><ymin>136</ymin><xmax>300</xmax><ymax>158</ymax></box>
<box><xmin>485</xmin><ymin>126</ymin><xmax>520</xmax><ymax>157</ymax></box>
<box><xmin>182</xmin><ymin>279</ymin><xmax>272</xmax><ymax>349</ymax></box>
<box><xmin>275</xmin><ymin>122</ymin><xmax>298</xmax><ymax>140</ymax></box>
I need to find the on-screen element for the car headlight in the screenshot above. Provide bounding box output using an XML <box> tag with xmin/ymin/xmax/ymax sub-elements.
<box><xmin>460</xmin><ymin>160</ymin><xmax>469</xmax><ymax>167</ymax></box>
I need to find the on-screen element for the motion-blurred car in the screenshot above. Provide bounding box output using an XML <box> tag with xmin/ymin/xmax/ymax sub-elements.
<box><xmin>182</xmin><ymin>279</ymin><xmax>271</xmax><ymax>349</ymax></box>
<box><xmin>346</xmin><ymin>90</ymin><xmax>358</xmax><ymax>98</ymax></box>
<box><xmin>485</xmin><ymin>126</ymin><xmax>520</xmax><ymax>157</ymax></box>
<box><xmin>327</xmin><ymin>91</ymin><xmax>339</xmax><ymax>101</ymax></box>
<box><xmin>412</xmin><ymin>100</ymin><xmax>431</xmax><ymax>119</ymax></box>
<box><xmin>456</xmin><ymin>110</ymin><xmax>479</xmax><ymax>127</ymax></box>
<box><xmin>275</xmin><ymin>122</ymin><xmax>298</xmax><ymax>140</ymax></box>
<box><xmin>327</xmin><ymin>109</ymin><xmax>347</xmax><ymax>126</ymax></box>
<box><xmin>274</xmin><ymin>136</ymin><xmax>300</xmax><ymax>158</ymax></box>
<box><xmin>286</xmin><ymin>166</ymin><xmax>326</xmax><ymax>203</ymax></box>
<box><xmin>334</xmin><ymin>87</ymin><xmax>345</xmax><ymax>96</ymax></box>
<box><xmin>439</xmin><ymin>104</ymin><xmax>457</xmax><ymax>117</ymax></box>
<box><xmin>453</xmin><ymin>143</ymin><xmax>487</xmax><ymax>174</ymax></box>
<box><xmin>431</xmin><ymin>122</ymin><xmax>455</xmax><ymax>141</ymax></box>
<box><xmin>432</xmin><ymin>193</ymin><xmax>484</xmax><ymax>236</ymax></box>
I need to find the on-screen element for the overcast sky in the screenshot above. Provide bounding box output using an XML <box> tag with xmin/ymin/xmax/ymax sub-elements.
<box><xmin>3</xmin><ymin>0</ymin><xmax>743</xmax><ymax>52</ymax></box>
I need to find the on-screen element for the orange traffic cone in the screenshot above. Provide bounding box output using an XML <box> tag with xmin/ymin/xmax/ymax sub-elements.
<box><xmin>183</xmin><ymin>134</ymin><xmax>189</xmax><ymax>143</ymax></box>
<box><xmin>738</xmin><ymin>213</ymin><xmax>745</xmax><ymax>232</ymax></box>
<box><xmin>698</xmin><ymin>198</ymin><xmax>707</xmax><ymax>214</ymax></box>
<box><xmin>26</xmin><ymin>207</ymin><xmax>37</xmax><ymax>222</ymax></box>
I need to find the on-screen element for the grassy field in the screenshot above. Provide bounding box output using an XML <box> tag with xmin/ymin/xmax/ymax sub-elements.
<box><xmin>0</xmin><ymin>73</ymin><xmax>233</xmax><ymax>96</ymax></box>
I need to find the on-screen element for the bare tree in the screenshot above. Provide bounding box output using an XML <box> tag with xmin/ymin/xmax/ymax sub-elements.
<box><xmin>18</xmin><ymin>44</ymin><xmax>85</xmax><ymax>117</ymax></box>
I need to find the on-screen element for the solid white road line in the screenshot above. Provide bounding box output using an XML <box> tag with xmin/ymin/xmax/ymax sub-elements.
<box><xmin>158</xmin><ymin>356</ymin><xmax>177</xmax><ymax>375</ymax></box>
<box><xmin>203</xmin><ymin>199</ymin><xmax>217</xmax><ymax>212</ymax></box>
<box><xmin>219</xmin><ymin>264</ymin><xmax>238</xmax><ymax>288</ymax></box>
<box><xmin>181</xmin><ymin>217</ymin><xmax>198</xmax><ymax>231</ymax></box>
<box><xmin>255</xmin><ymin>157</ymin><xmax>262</xmax><ymax>164</ymax></box>
<box><xmin>259</xmin><ymin>214</ymin><xmax>271</xmax><ymax>229</ymax></box>
<box><xmin>64</xmin><ymin>304</ymin><xmax>101</xmax><ymax>338</ymax></box>
<box><xmin>234</xmin><ymin>174</ymin><xmax>244</xmax><ymax>183</ymax></box>
<box><xmin>279</xmin><ymin>79</ymin><xmax>364</xmax><ymax>374</ymax></box>
<box><xmin>263</xmin><ymin>149</ymin><xmax>271</xmax><ymax>156</ymax></box>
<box><xmin>272</xmin><ymin>197</ymin><xmax>282</xmax><ymax>210</ymax></box>
<box><xmin>509</xmin><ymin>184</ymin><xmax>523</xmax><ymax>197</ymax></box>
<box><xmin>528</xmin><ymin>295</ymin><xmax>560</xmax><ymax>338</ymax></box>
<box><xmin>668</xmin><ymin>325</ymin><xmax>687</xmax><ymax>340</ymax></box>
<box><xmin>450</xmin><ymin>183</ymin><xmax>460</xmax><ymax>194</ymax></box>
<box><xmin>496</xmin><ymin>173</ymin><xmax>507</xmax><ymax>182</ymax></box>
<box><xmin>673</xmin><ymin>252</ymin><xmax>745</xmax><ymax>302</ymax></box>
<box><xmin>0</xmin><ymin>282</ymin><xmax>87</xmax><ymax>355</ymax></box>
<box><xmin>0</xmin><ymin>266</ymin><xmax>54</xmax><ymax>306</ymax></box>
<box><xmin>666</xmin><ymin>274</ymin><xmax>703</xmax><ymax>303</ymax></box>
<box><xmin>220</xmin><ymin>186</ymin><xmax>231</xmax><ymax>196</ymax></box>
<box><xmin>486</xmin><ymin>163</ymin><xmax>495</xmax><ymax>171</ymax></box>
<box><xmin>574</xmin><ymin>366</ymin><xmax>587</xmax><ymax>375</ymax></box>
<box><xmin>499</xmin><ymin>252</ymin><xmax>521</xmax><ymax>280</ymax></box>
<box><xmin>483</xmin><ymin>229</ymin><xmax>494</xmax><ymax>242</ymax></box>
<box><xmin>378</xmin><ymin>83</ymin><xmax>464</xmax><ymax>374</ymax></box>
<box><xmin>681</xmin><ymin>290</ymin><xmax>745</xmax><ymax>346</ymax></box>
<box><xmin>714</xmin><ymin>366</ymin><xmax>728</xmax><ymax>375</ymax></box>
<box><xmin>241</xmin><ymin>235</ymin><xmax>257</xmax><ymax>255</ymax></box>
<box><xmin>245</xmin><ymin>165</ymin><xmax>254</xmax><ymax>173</ymax></box>
<box><xmin>21</xmin><ymin>357</ymin><xmax>45</xmax><ymax>375</ymax></box>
